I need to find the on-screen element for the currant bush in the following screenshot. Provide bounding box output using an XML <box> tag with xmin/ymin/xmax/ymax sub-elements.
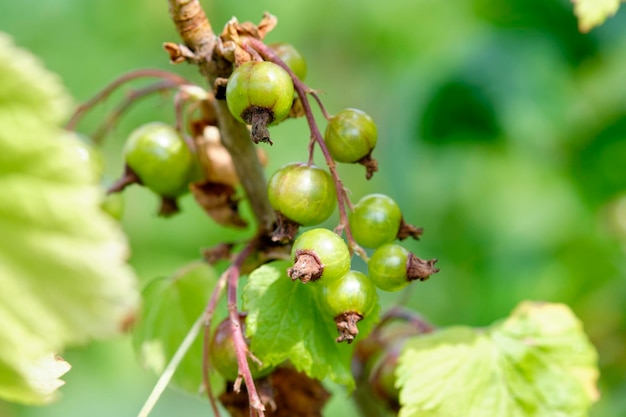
<box><xmin>288</xmin><ymin>228</ymin><xmax>351</xmax><ymax>284</ymax></box>
<box><xmin>267</xmin><ymin>162</ymin><xmax>336</xmax><ymax>226</ymax></box>
<box><xmin>69</xmin><ymin>9</ymin><xmax>443</xmax><ymax>416</ymax></box>
<box><xmin>349</xmin><ymin>194</ymin><xmax>402</xmax><ymax>248</ymax></box>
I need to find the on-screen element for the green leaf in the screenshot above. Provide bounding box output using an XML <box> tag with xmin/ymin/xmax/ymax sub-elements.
<box><xmin>243</xmin><ymin>261</ymin><xmax>379</xmax><ymax>390</ymax></box>
<box><xmin>0</xmin><ymin>33</ymin><xmax>139</xmax><ymax>404</ymax></box>
<box><xmin>396</xmin><ymin>301</ymin><xmax>599</xmax><ymax>417</ymax></box>
<box><xmin>572</xmin><ymin>0</ymin><xmax>624</xmax><ymax>32</ymax></box>
<box><xmin>133</xmin><ymin>261</ymin><xmax>225</xmax><ymax>394</ymax></box>
<box><xmin>0</xmin><ymin>33</ymin><xmax>71</xmax><ymax>128</ymax></box>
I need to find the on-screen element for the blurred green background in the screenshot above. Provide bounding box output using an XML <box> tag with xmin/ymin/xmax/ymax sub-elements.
<box><xmin>1</xmin><ymin>0</ymin><xmax>625</xmax><ymax>416</ymax></box>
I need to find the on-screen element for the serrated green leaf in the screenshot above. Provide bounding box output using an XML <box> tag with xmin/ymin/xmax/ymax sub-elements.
<box><xmin>396</xmin><ymin>301</ymin><xmax>599</xmax><ymax>417</ymax></box>
<box><xmin>133</xmin><ymin>261</ymin><xmax>226</xmax><ymax>394</ymax></box>
<box><xmin>0</xmin><ymin>33</ymin><xmax>139</xmax><ymax>404</ymax></box>
<box><xmin>572</xmin><ymin>0</ymin><xmax>624</xmax><ymax>32</ymax></box>
<box><xmin>243</xmin><ymin>261</ymin><xmax>379</xmax><ymax>390</ymax></box>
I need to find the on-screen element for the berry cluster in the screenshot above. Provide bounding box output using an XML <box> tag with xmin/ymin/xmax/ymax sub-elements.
<box><xmin>222</xmin><ymin>42</ymin><xmax>439</xmax><ymax>343</ymax></box>
<box><xmin>69</xmin><ymin>16</ymin><xmax>440</xmax><ymax>414</ymax></box>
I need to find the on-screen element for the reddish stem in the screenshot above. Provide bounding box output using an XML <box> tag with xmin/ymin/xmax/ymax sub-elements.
<box><xmin>226</xmin><ymin>238</ymin><xmax>265</xmax><ymax>416</ymax></box>
<box><xmin>66</xmin><ymin>69</ymin><xmax>190</xmax><ymax>131</ymax></box>
<box><xmin>310</xmin><ymin>91</ymin><xmax>332</xmax><ymax>120</ymax></box>
<box><xmin>245</xmin><ymin>38</ymin><xmax>363</xmax><ymax>256</ymax></box>
<box><xmin>91</xmin><ymin>80</ymin><xmax>180</xmax><ymax>144</ymax></box>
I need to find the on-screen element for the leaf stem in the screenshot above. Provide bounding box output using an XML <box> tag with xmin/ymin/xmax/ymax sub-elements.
<box><xmin>137</xmin><ymin>313</ymin><xmax>205</xmax><ymax>417</ymax></box>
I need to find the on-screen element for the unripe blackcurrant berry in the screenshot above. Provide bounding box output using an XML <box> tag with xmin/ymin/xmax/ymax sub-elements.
<box><xmin>319</xmin><ymin>271</ymin><xmax>378</xmax><ymax>343</ymax></box>
<box><xmin>324</xmin><ymin>108</ymin><xmax>378</xmax><ymax>178</ymax></box>
<box><xmin>270</xmin><ymin>43</ymin><xmax>307</xmax><ymax>81</ymax></box>
<box><xmin>349</xmin><ymin>194</ymin><xmax>402</xmax><ymax>249</ymax></box>
<box><xmin>288</xmin><ymin>228</ymin><xmax>351</xmax><ymax>284</ymax></box>
<box><xmin>368</xmin><ymin>244</ymin><xmax>439</xmax><ymax>292</ymax></box>
<box><xmin>225</xmin><ymin>61</ymin><xmax>294</xmax><ymax>144</ymax></box>
<box><xmin>268</xmin><ymin>162</ymin><xmax>336</xmax><ymax>227</ymax></box>
<box><xmin>123</xmin><ymin>122</ymin><xmax>194</xmax><ymax>198</ymax></box>
<box><xmin>209</xmin><ymin>314</ymin><xmax>272</xmax><ymax>382</ymax></box>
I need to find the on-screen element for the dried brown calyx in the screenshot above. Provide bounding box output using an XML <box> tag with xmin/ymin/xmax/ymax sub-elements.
<box><xmin>334</xmin><ymin>311</ymin><xmax>364</xmax><ymax>344</ymax></box>
<box><xmin>358</xmin><ymin>152</ymin><xmax>378</xmax><ymax>180</ymax></box>
<box><xmin>397</xmin><ymin>218</ymin><xmax>424</xmax><ymax>241</ymax></box>
<box><xmin>270</xmin><ymin>212</ymin><xmax>301</xmax><ymax>244</ymax></box>
<box><xmin>287</xmin><ymin>249</ymin><xmax>323</xmax><ymax>283</ymax></box>
<box><xmin>406</xmin><ymin>253</ymin><xmax>439</xmax><ymax>281</ymax></box>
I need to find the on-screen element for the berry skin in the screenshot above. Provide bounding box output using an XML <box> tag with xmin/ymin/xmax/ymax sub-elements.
<box><xmin>101</xmin><ymin>192</ymin><xmax>124</xmax><ymax>220</ymax></box>
<box><xmin>320</xmin><ymin>271</ymin><xmax>378</xmax><ymax>343</ymax></box>
<box><xmin>368</xmin><ymin>244</ymin><xmax>440</xmax><ymax>292</ymax></box>
<box><xmin>209</xmin><ymin>315</ymin><xmax>271</xmax><ymax>382</ymax></box>
<box><xmin>349</xmin><ymin>194</ymin><xmax>402</xmax><ymax>249</ymax></box>
<box><xmin>320</xmin><ymin>271</ymin><xmax>377</xmax><ymax>318</ymax></box>
<box><xmin>368</xmin><ymin>244</ymin><xmax>410</xmax><ymax>292</ymax></box>
<box><xmin>123</xmin><ymin>122</ymin><xmax>194</xmax><ymax>197</ymax></box>
<box><xmin>270</xmin><ymin>43</ymin><xmax>307</xmax><ymax>81</ymax></box>
<box><xmin>268</xmin><ymin>162</ymin><xmax>336</xmax><ymax>226</ymax></box>
<box><xmin>324</xmin><ymin>108</ymin><xmax>377</xmax><ymax>163</ymax></box>
<box><xmin>288</xmin><ymin>228</ymin><xmax>351</xmax><ymax>284</ymax></box>
<box><xmin>225</xmin><ymin>61</ymin><xmax>294</xmax><ymax>144</ymax></box>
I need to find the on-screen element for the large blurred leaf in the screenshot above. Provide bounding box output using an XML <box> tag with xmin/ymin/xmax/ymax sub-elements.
<box><xmin>132</xmin><ymin>261</ymin><xmax>225</xmax><ymax>394</ymax></box>
<box><xmin>572</xmin><ymin>0</ymin><xmax>624</xmax><ymax>32</ymax></box>
<box><xmin>396</xmin><ymin>301</ymin><xmax>599</xmax><ymax>417</ymax></box>
<box><xmin>243</xmin><ymin>261</ymin><xmax>379</xmax><ymax>390</ymax></box>
<box><xmin>0</xmin><ymin>33</ymin><xmax>139</xmax><ymax>404</ymax></box>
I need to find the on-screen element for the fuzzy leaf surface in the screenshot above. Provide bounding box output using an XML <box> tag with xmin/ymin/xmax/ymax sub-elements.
<box><xmin>243</xmin><ymin>261</ymin><xmax>379</xmax><ymax>390</ymax></box>
<box><xmin>396</xmin><ymin>301</ymin><xmax>599</xmax><ymax>417</ymax></box>
<box><xmin>0</xmin><ymin>33</ymin><xmax>139</xmax><ymax>404</ymax></box>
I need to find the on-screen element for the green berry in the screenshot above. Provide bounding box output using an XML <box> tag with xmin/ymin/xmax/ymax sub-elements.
<box><xmin>209</xmin><ymin>315</ymin><xmax>272</xmax><ymax>382</ymax></box>
<box><xmin>268</xmin><ymin>162</ymin><xmax>336</xmax><ymax>226</ymax></box>
<box><xmin>225</xmin><ymin>61</ymin><xmax>294</xmax><ymax>144</ymax></box>
<box><xmin>270</xmin><ymin>43</ymin><xmax>307</xmax><ymax>81</ymax></box>
<box><xmin>349</xmin><ymin>194</ymin><xmax>402</xmax><ymax>248</ymax></box>
<box><xmin>324</xmin><ymin>108</ymin><xmax>377</xmax><ymax>163</ymax></box>
<box><xmin>288</xmin><ymin>228</ymin><xmax>351</xmax><ymax>284</ymax></box>
<box><xmin>320</xmin><ymin>271</ymin><xmax>377</xmax><ymax>317</ymax></box>
<box><xmin>320</xmin><ymin>270</ymin><xmax>378</xmax><ymax>343</ymax></box>
<box><xmin>368</xmin><ymin>244</ymin><xmax>440</xmax><ymax>291</ymax></box>
<box><xmin>123</xmin><ymin>122</ymin><xmax>193</xmax><ymax>197</ymax></box>
<box><xmin>101</xmin><ymin>192</ymin><xmax>124</xmax><ymax>220</ymax></box>
<box><xmin>368</xmin><ymin>244</ymin><xmax>410</xmax><ymax>292</ymax></box>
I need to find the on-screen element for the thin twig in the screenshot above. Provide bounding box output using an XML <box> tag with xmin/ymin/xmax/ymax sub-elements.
<box><xmin>66</xmin><ymin>69</ymin><xmax>190</xmax><ymax>131</ymax></box>
<box><xmin>310</xmin><ymin>91</ymin><xmax>332</xmax><ymax>120</ymax></box>
<box><xmin>91</xmin><ymin>80</ymin><xmax>180</xmax><ymax>144</ymax></box>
